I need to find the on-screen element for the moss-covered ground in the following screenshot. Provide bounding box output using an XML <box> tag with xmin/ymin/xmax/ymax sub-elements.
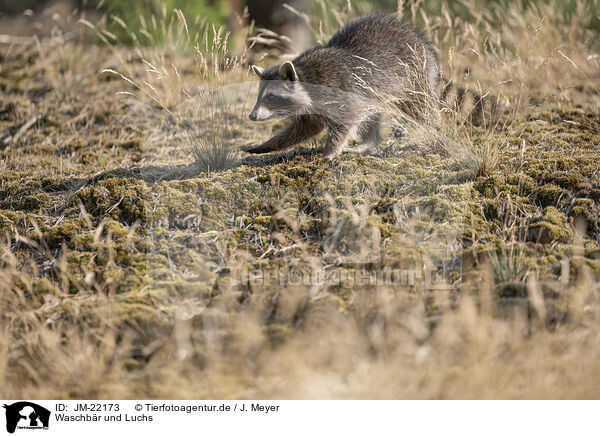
<box><xmin>1</xmin><ymin>10</ymin><xmax>600</xmax><ymax>398</ymax></box>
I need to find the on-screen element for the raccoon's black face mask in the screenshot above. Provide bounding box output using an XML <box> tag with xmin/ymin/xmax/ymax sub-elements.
<box><xmin>249</xmin><ymin>61</ymin><xmax>311</xmax><ymax>121</ymax></box>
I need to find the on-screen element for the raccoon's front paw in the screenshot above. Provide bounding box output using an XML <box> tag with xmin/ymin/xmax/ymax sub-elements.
<box><xmin>240</xmin><ymin>143</ymin><xmax>272</xmax><ymax>154</ymax></box>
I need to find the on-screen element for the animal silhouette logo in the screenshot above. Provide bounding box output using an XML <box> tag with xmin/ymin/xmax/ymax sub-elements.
<box><xmin>2</xmin><ymin>402</ymin><xmax>50</xmax><ymax>434</ymax></box>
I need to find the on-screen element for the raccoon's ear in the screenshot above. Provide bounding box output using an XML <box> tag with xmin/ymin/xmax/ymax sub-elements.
<box><xmin>279</xmin><ymin>61</ymin><xmax>298</xmax><ymax>81</ymax></box>
<box><xmin>252</xmin><ymin>65</ymin><xmax>264</xmax><ymax>78</ymax></box>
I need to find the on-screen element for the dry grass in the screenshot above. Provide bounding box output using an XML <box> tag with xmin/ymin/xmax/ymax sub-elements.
<box><xmin>393</xmin><ymin>0</ymin><xmax>600</xmax><ymax>176</ymax></box>
<box><xmin>1</xmin><ymin>233</ymin><xmax>599</xmax><ymax>399</ymax></box>
<box><xmin>83</xmin><ymin>8</ymin><xmax>256</xmax><ymax>173</ymax></box>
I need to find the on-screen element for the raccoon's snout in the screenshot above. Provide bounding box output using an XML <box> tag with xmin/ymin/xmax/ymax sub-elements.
<box><xmin>249</xmin><ymin>106</ymin><xmax>273</xmax><ymax>121</ymax></box>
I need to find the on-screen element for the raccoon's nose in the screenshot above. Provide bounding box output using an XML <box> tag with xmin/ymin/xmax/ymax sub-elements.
<box><xmin>249</xmin><ymin>112</ymin><xmax>257</xmax><ymax>121</ymax></box>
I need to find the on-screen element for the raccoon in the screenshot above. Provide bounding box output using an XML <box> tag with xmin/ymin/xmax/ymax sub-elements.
<box><xmin>243</xmin><ymin>14</ymin><xmax>501</xmax><ymax>159</ymax></box>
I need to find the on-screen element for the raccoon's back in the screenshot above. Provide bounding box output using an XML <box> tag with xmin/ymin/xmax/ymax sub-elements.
<box><xmin>324</xmin><ymin>14</ymin><xmax>439</xmax><ymax>91</ymax></box>
<box><xmin>326</xmin><ymin>14</ymin><xmax>434</xmax><ymax>65</ymax></box>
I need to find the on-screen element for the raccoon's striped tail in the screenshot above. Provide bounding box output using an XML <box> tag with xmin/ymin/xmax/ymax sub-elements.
<box><xmin>438</xmin><ymin>77</ymin><xmax>505</xmax><ymax>126</ymax></box>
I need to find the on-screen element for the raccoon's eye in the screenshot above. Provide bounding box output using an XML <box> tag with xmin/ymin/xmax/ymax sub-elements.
<box><xmin>264</xmin><ymin>94</ymin><xmax>290</xmax><ymax>107</ymax></box>
<box><xmin>264</xmin><ymin>94</ymin><xmax>277</xmax><ymax>103</ymax></box>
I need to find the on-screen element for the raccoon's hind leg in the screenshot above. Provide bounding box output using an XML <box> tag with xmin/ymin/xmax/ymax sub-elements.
<box><xmin>346</xmin><ymin>113</ymin><xmax>382</xmax><ymax>153</ymax></box>
<box><xmin>241</xmin><ymin>115</ymin><xmax>324</xmax><ymax>154</ymax></box>
<box><xmin>395</xmin><ymin>96</ymin><xmax>441</xmax><ymax>128</ymax></box>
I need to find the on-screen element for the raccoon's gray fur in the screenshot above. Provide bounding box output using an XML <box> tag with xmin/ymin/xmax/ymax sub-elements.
<box><xmin>243</xmin><ymin>14</ymin><xmax>501</xmax><ymax>159</ymax></box>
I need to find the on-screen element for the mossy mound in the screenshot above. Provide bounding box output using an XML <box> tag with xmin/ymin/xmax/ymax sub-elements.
<box><xmin>1</xmin><ymin>39</ymin><xmax>600</xmax><ymax>398</ymax></box>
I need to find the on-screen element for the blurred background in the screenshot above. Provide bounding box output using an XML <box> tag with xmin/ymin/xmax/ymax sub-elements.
<box><xmin>1</xmin><ymin>0</ymin><xmax>598</xmax><ymax>51</ymax></box>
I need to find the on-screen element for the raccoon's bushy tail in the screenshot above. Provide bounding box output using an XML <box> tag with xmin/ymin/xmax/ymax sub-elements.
<box><xmin>438</xmin><ymin>77</ymin><xmax>505</xmax><ymax>126</ymax></box>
